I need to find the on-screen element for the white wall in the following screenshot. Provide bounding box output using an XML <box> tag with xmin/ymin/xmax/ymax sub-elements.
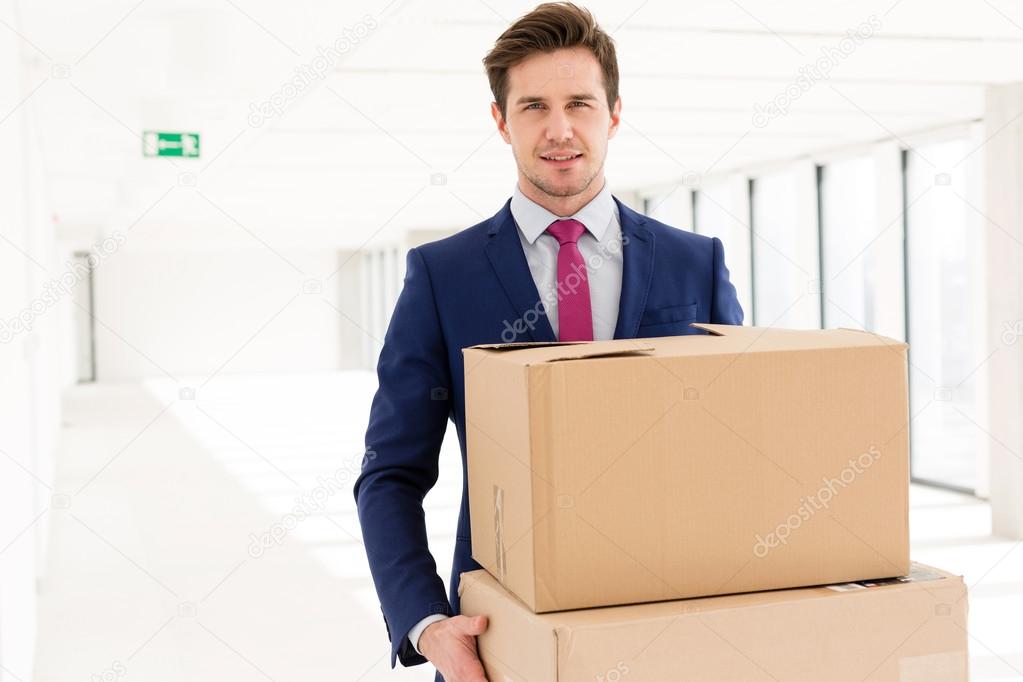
<box><xmin>90</xmin><ymin>247</ymin><xmax>348</xmax><ymax>381</ymax></box>
<box><xmin>984</xmin><ymin>84</ymin><xmax>1023</xmax><ymax>539</ymax></box>
<box><xmin>0</xmin><ymin>4</ymin><xmax>61</xmax><ymax>679</ymax></box>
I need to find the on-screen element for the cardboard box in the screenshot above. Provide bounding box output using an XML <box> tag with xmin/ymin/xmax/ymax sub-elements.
<box><xmin>459</xmin><ymin>563</ymin><xmax>969</xmax><ymax>682</ymax></box>
<box><xmin>463</xmin><ymin>324</ymin><xmax>910</xmax><ymax>612</ymax></box>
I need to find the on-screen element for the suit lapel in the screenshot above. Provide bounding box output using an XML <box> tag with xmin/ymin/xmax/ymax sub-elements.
<box><xmin>484</xmin><ymin>200</ymin><xmax>557</xmax><ymax>342</ymax></box>
<box><xmin>612</xmin><ymin>196</ymin><xmax>656</xmax><ymax>339</ymax></box>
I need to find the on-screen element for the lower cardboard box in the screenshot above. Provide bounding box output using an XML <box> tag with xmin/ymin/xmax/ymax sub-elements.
<box><xmin>458</xmin><ymin>562</ymin><xmax>968</xmax><ymax>682</ymax></box>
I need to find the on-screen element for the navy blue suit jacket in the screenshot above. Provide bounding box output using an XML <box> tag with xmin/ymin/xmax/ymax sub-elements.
<box><xmin>353</xmin><ymin>195</ymin><xmax>744</xmax><ymax>669</ymax></box>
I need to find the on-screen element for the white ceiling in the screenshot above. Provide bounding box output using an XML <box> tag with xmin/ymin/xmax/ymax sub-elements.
<box><xmin>13</xmin><ymin>0</ymin><xmax>1023</xmax><ymax>248</ymax></box>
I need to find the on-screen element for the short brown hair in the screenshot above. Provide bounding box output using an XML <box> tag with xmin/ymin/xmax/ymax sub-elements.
<box><xmin>483</xmin><ymin>2</ymin><xmax>619</xmax><ymax>119</ymax></box>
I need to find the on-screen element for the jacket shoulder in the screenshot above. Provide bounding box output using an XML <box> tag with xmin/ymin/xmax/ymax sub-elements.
<box><xmin>622</xmin><ymin>203</ymin><xmax>715</xmax><ymax>253</ymax></box>
<box><xmin>414</xmin><ymin>200</ymin><xmax>510</xmax><ymax>261</ymax></box>
<box><xmin>415</xmin><ymin>220</ymin><xmax>492</xmax><ymax>260</ymax></box>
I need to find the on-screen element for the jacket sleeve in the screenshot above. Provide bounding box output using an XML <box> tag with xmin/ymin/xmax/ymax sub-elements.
<box><xmin>353</xmin><ymin>246</ymin><xmax>454</xmax><ymax>668</ymax></box>
<box><xmin>709</xmin><ymin>236</ymin><xmax>745</xmax><ymax>325</ymax></box>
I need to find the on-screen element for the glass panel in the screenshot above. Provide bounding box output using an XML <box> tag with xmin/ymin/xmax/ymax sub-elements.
<box><xmin>694</xmin><ymin>181</ymin><xmax>752</xmax><ymax>319</ymax></box>
<box><xmin>818</xmin><ymin>152</ymin><xmax>908</xmax><ymax>339</ymax></box>
<box><xmin>644</xmin><ymin>185</ymin><xmax>693</xmax><ymax>230</ymax></box>
<box><xmin>751</xmin><ymin>167</ymin><xmax>820</xmax><ymax>328</ymax></box>
<box><xmin>905</xmin><ymin>138</ymin><xmax>988</xmax><ymax>491</ymax></box>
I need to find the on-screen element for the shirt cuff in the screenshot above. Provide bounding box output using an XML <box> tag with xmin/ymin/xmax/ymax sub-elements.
<box><xmin>408</xmin><ymin>614</ymin><xmax>451</xmax><ymax>655</ymax></box>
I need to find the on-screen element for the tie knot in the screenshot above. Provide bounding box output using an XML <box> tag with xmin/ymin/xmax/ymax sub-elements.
<box><xmin>546</xmin><ymin>218</ymin><xmax>586</xmax><ymax>245</ymax></box>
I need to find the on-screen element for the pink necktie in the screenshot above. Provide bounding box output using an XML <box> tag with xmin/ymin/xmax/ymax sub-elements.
<box><xmin>545</xmin><ymin>219</ymin><xmax>593</xmax><ymax>342</ymax></box>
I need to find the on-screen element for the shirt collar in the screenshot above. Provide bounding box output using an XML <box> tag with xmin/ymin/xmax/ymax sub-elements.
<box><xmin>510</xmin><ymin>179</ymin><xmax>616</xmax><ymax>245</ymax></box>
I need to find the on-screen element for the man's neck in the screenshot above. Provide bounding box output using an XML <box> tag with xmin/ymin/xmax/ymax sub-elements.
<box><xmin>517</xmin><ymin>176</ymin><xmax>606</xmax><ymax>217</ymax></box>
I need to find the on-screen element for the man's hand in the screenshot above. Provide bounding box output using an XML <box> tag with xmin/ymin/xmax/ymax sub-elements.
<box><xmin>418</xmin><ymin>614</ymin><xmax>489</xmax><ymax>682</ymax></box>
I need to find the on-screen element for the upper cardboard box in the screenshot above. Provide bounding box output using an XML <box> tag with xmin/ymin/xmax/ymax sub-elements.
<box><xmin>463</xmin><ymin>323</ymin><xmax>911</xmax><ymax>612</ymax></box>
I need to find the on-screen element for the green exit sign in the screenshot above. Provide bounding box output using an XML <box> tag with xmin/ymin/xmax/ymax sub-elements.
<box><xmin>143</xmin><ymin>131</ymin><xmax>200</xmax><ymax>158</ymax></box>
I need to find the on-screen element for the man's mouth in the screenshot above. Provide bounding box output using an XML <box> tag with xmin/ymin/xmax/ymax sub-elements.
<box><xmin>540</xmin><ymin>152</ymin><xmax>583</xmax><ymax>167</ymax></box>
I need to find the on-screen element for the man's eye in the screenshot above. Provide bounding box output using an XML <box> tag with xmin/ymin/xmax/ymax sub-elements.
<box><xmin>525</xmin><ymin>102</ymin><xmax>587</xmax><ymax>110</ymax></box>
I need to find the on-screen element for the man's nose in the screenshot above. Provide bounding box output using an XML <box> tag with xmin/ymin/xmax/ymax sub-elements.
<box><xmin>546</xmin><ymin>108</ymin><xmax>574</xmax><ymax>142</ymax></box>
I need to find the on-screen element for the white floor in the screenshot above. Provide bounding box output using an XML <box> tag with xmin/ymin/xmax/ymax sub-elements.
<box><xmin>30</xmin><ymin>372</ymin><xmax>1023</xmax><ymax>681</ymax></box>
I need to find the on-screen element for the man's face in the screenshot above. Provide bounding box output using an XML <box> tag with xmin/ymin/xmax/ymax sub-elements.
<box><xmin>492</xmin><ymin>47</ymin><xmax>621</xmax><ymax>200</ymax></box>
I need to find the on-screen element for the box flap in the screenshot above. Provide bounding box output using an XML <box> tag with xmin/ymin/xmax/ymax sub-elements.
<box><xmin>542</xmin><ymin>345</ymin><xmax>655</xmax><ymax>362</ymax></box>
<box><xmin>466</xmin><ymin>340</ymin><xmax>588</xmax><ymax>351</ymax></box>
<box><xmin>836</xmin><ymin>326</ymin><xmax>910</xmax><ymax>349</ymax></box>
<box><xmin>465</xmin><ymin>339</ymin><xmax>655</xmax><ymax>363</ymax></box>
<box><xmin>689</xmin><ymin>322</ymin><xmax>731</xmax><ymax>336</ymax></box>
<box><xmin>690</xmin><ymin>322</ymin><xmax>908</xmax><ymax>350</ymax></box>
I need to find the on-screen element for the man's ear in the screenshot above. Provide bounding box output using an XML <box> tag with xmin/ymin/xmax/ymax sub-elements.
<box><xmin>607</xmin><ymin>96</ymin><xmax>621</xmax><ymax>140</ymax></box>
<box><xmin>491</xmin><ymin>102</ymin><xmax>511</xmax><ymax>144</ymax></box>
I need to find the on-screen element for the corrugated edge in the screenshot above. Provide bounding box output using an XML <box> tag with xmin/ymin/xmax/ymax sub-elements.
<box><xmin>525</xmin><ymin>362</ymin><xmax>545</xmax><ymax>613</ymax></box>
<box><xmin>493</xmin><ymin>483</ymin><xmax>507</xmax><ymax>583</ymax></box>
<box><xmin>529</xmin><ymin>360</ymin><xmax>561</xmax><ymax>613</ymax></box>
<box><xmin>551</xmin><ymin>623</ymin><xmax>562</xmax><ymax>682</ymax></box>
<box><xmin>554</xmin><ymin>624</ymin><xmax>572</xmax><ymax>682</ymax></box>
<box><xmin>870</xmin><ymin>338</ymin><xmax>912</xmax><ymax>576</ymax></box>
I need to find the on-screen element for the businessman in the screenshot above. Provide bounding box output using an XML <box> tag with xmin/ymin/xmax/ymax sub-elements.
<box><xmin>353</xmin><ymin>3</ymin><xmax>744</xmax><ymax>680</ymax></box>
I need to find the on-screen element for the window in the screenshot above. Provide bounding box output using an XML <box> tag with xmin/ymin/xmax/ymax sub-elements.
<box><xmin>904</xmin><ymin>137</ymin><xmax>989</xmax><ymax>492</ymax></box>
<box><xmin>642</xmin><ymin>184</ymin><xmax>693</xmax><ymax>230</ymax></box>
<box><xmin>819</xmin><ymin>153</ymin><xmax>905</xmax><ymax>340</ymax></box>
<box><xmin>693</xmin><ymin>179</ymin><xmax>752</xmax><ymax>320</ymax></box>
<box><xmin>750</xmin><ymin>164</ymin><xmax>821</xmax><ymax>328</ymax></box>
